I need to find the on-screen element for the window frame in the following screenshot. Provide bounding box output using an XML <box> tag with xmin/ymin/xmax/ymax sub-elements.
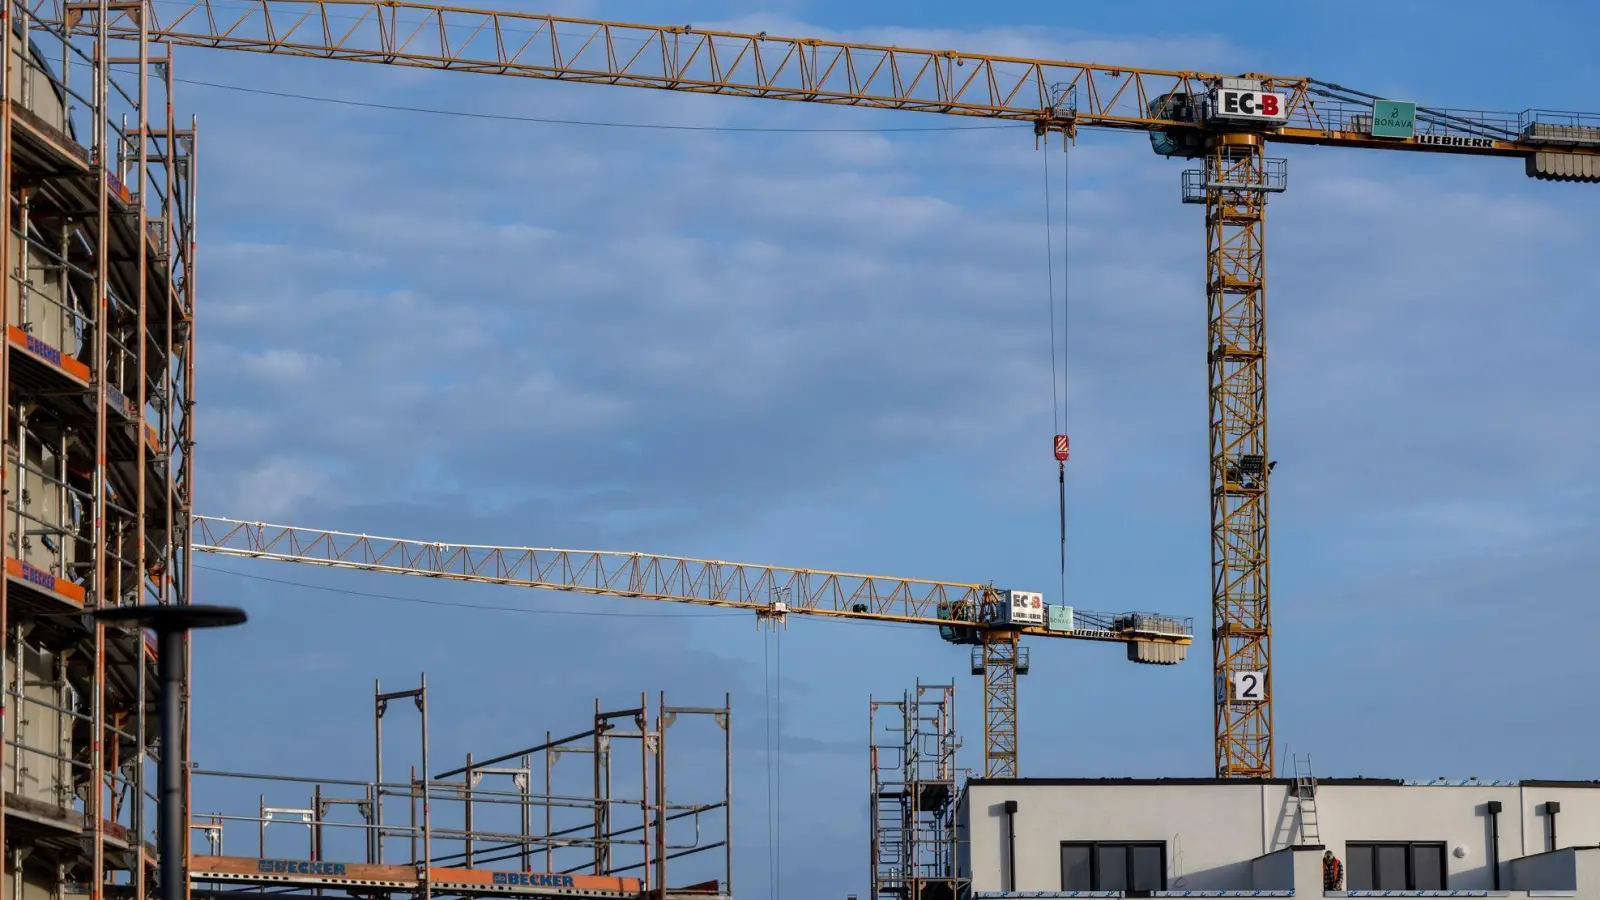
<box><xmin>1059</xmin><ymin>840</ymin><xmax>1167</xmax><ymax>892</ymax></box>
<box><xmin>1345</xmin><ymin>841</ymin><xmax>1449</xmax><ymax>891</ymax></box>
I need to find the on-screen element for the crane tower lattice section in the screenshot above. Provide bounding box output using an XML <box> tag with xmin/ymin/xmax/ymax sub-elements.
<box><xmin>1189</xmin><ymin>134</ymin><xmax>1280</xmax><ymax>777</ymax></box>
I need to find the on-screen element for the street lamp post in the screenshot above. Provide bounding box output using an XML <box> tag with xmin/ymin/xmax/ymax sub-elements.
<box><xmin>94</xmin><ymin>605</ymin><xmax>247</xmax><ymax>900</ymax></box>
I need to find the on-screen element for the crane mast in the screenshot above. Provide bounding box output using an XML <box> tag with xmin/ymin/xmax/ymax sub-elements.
<box><xmin>57</xmin><ymin>0</ymin><xmax>1600</xmax><ymax>779</ymax></box>
<box><xmin>1199</xmin><ymin>133</ymin><xmax>1277</xmax><ymax>777</ymax></box>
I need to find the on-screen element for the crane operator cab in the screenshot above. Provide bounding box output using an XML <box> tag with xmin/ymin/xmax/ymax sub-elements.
<box><xmin>1148</xmin><ymin>91</ymin><xmax>1203</xmax><ymax>158</ymax></box>
<box><xmin>1149</xmin><ymin>78</ymin><xmax>1298</xmax><ymax>160</ymax></box>
<box><xmin>937</xmin><ymin>589</ymin><xmax>1047</xmax><ymax>645</ymax></box>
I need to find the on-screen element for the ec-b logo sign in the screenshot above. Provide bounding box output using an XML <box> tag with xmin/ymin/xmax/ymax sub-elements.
<box><xmin>1214</xmin><ymin>88</ymin><xmax>1289</xmax><ymax>123</ymax></box>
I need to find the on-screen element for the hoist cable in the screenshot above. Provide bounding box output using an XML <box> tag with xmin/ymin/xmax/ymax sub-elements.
<box><xmin>762</xmin><ymin>633</ymin><xmax>776</xmax><ymax>898</ymax></box>
<box><xmin>1062</xmin><ymin>145</ymin><xmax>1072</xmax><ymax>436</ymax></box>
<box><xmin>1044</xmin><ymin>139</ymin><xmax>1069</xmax><ymax>596</ymax></box>
<box><xmin>1059</xmin><ymin>466</ymin><xmax>1067</xmax><ymax>582</ymax></box>
<box><xmin>1043</xmin><ymin>145</ymin><xmax>1061</xmax><ymax>437</ymax></box>
<box><xmin>774</xmin><ymin>629</ymin><xmax>784</xmax><ymax>899</ymax></box>
<box><xmin>1060</xmin><ymin>144</ymin><xmax>1072</xmax><ymax>603</ymax></box>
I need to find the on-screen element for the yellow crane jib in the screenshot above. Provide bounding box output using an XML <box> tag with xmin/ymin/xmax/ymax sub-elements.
<box><xmin>63</xmin><ymin>1</ymin><xmax>1600</xmax><ymax>180</ymax></box>
<box><xmin>190</xmin><ymin>515</ymin><xmax>1192</xmax><ymax>778</ymax></box>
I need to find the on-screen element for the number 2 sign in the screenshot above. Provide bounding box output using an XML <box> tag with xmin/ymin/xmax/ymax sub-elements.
<box><xmin>1232</xmin><ymin>670</ymin><xmax>1266</xmax><ymax>702</ymax></box>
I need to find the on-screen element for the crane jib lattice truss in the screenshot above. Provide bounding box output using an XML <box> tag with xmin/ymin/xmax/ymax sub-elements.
<box><xmin>45</xmin><ymin>0</ymin><xmax>1600</xmax><ymax>168</ymax></box>
<box><xmin>43</xmin><ymin>0</ymin><xmax>1598</xmax><ymax>779</ymax></box>
<box><xmin>190</xmin><ymin>515</ymin><xmax>1195</xmax><ymax>780</ymax></box>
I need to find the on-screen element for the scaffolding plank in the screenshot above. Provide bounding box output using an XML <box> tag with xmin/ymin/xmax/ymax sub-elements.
<box><xmin>188</xmin><ymin>857</ymin><xmax>645</xmax><ymax>898</ymax></box>
<box><xmin>5</xmin><ymin>556</ymin><xmax>86</xmax><ymax>609</ymax></box>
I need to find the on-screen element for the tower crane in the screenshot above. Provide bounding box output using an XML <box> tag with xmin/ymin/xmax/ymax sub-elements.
<box><xmin>190</xmin><ymin>515</ymin><xmax>1194</xmax><ymax>779</ymax></box>
<box><xmin>66</xmin><ymin>1</ymin><xmax>1600</xmax><ymax>778</ymax></box>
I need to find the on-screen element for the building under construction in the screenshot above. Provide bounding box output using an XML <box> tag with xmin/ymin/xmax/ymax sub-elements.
<box><xmin>187</xmin><ymin>678</ymin><xmax>733</xmax><ymax>900</ymax></box>
<box><xmin>1</xmin><ymin>6</ymin><xmax>195</xmax><ymax>900</ymax></box>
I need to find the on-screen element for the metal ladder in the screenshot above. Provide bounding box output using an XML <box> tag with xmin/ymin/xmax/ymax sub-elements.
<box><xmin>1293</xmin><ymin>753</ymin><xmax>1321</xmax><ymax>845</ymax></box>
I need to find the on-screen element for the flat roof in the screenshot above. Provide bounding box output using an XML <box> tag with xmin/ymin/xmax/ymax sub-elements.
<box><xmin>967</xmin><ymin>777</ymin><xmax>1600</xmax><ymax>789</ymax></box>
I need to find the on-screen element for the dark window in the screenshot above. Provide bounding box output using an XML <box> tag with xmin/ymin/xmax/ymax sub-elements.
<box><xmin>1347</xmin><ymin>844</ymin><xmax>1373</xmax><ymax>889</ymax></box>
<box><xmin>1411</xmin><ymin>845</ymin><xmax>1445</xmax><ymax>890</ymax></box>
<box><xmin>1060</xmin><ymin>842</ymin><xmax>1166</xmax><ymax>892</ymax></box>
<box><xmin>1376</xmin><ymin>845</ymin><xmax>1407</xmax><ymax>887</ymax></box>
<box><xmin>1060</xmin><ymin>845</ymin><xmax>1092</xmax><ymax>890</ymax></box>
<box><xmin>1130</xmin><ymin>844</ymin><xmax>1164</xmax><ymax>891</ymax></box>
<box><xmin>1096</xmin><ymin>845</ymin><xmax>1128</xmax><ymax>891</ymax></box>
<box><xmin>1346</xmin><ymin>842</ymin><xmax>1448</xmax><ymax>891</ymax></box>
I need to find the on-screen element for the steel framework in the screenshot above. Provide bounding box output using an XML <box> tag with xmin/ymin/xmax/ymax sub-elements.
<box><xmin>1189</xmin><ymin>135</ymin><xmax>1278</xmax><ymax>777</ymax></box>
<box><xmin>50</xmin><ymin>0</ymin><xmax>1600</xmax><ymax>166</ymax></box>
<box><xmin>869</xmin><ymin>682</ymin><xmax>964</xmax><ymax>900</ymax></box>
<box><xmin>1</xmin><ymin>5</ymin><xmax>196</xmax><ymax>900</ymax></box>
<box><xmin>977</xmin><ymin>632</ymin><xmax>1020</xmax><ymax>780</ymax></box>
<box><xmin>189</xmin><ymin>676</ymin><xmax>732</xmax><ymax>899</ymax></box>
<box><xmin>189</xmin><ymin>515</ymin><xmax>1194</xmax><ymax>780</ymax></box>
<box><xmin>187</xmin><ymin>518</ymin><xmax>1193</xmax><ymax>648</ymax></box>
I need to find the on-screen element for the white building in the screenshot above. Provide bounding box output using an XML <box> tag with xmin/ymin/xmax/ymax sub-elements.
<box><xmin>957</xmin><ymin>777</ymin><xmax>1600</xmax><ymax>897</ymax></box>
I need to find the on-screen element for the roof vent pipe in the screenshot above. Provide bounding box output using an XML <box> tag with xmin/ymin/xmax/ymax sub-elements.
<box><xmin>1486</xmin><ymin>800</ymin><xmax>1502</xmax><ymax>890</ymax></box>
<box><xmin>1004</xmin><ymin>800</ymin><xmax>1020</xmax><ymax>890</ymax></box>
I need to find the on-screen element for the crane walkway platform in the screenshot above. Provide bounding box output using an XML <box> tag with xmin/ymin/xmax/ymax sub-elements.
<box><xmin>189</xmin><ymin>856</ymin><xmax>644</xmax><ymax>899</ymax></box>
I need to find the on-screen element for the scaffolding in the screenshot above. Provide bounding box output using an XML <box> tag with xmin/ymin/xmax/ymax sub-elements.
<box><xmin>869</xmin><ymin>682</ymin><xmax>966</xmax><ymax>900</ymax></box>
<box><xmin>188</xmin><ymin>676</ymin><xmax>732</xmax><ymax>900</ymax></box>
<box><xmin>1</xmin><ymin>3</ymin><xmax>196</xmax><ymax>900</ymax></box>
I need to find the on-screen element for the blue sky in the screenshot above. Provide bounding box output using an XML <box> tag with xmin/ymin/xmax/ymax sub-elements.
<box><xmin>175</xmin><ymin>0</ymin><xmax>1600</xmax><ymax>896</ymax></box>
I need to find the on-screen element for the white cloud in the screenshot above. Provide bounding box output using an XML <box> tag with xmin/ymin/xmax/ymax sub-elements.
<box><xmin>234</xmin><ymin>347</ymin><xmax>335</xmax><ymax>384</ymax></box>
<box><xmin>702</xmin><ymin>14</ymin><xmax>1242</xmax><ymax>73</ymax></box>
<box><xmin>218</xmin><ymin>457</ymin><xmax>337</xmax><ymax>520</ymax></box>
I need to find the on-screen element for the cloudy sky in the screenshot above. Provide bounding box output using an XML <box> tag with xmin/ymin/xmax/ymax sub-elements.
<box><xmin>167</xmin><ymin>0</ymin><xmax>1600</xmax><ymax>896</ymax></box>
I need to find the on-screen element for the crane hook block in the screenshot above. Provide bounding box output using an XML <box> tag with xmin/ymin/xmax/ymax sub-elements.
<box><xmin>1054</xmin><ymin>434</ymin><xmax>1070</xmax><ymax>462</ymax></box>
